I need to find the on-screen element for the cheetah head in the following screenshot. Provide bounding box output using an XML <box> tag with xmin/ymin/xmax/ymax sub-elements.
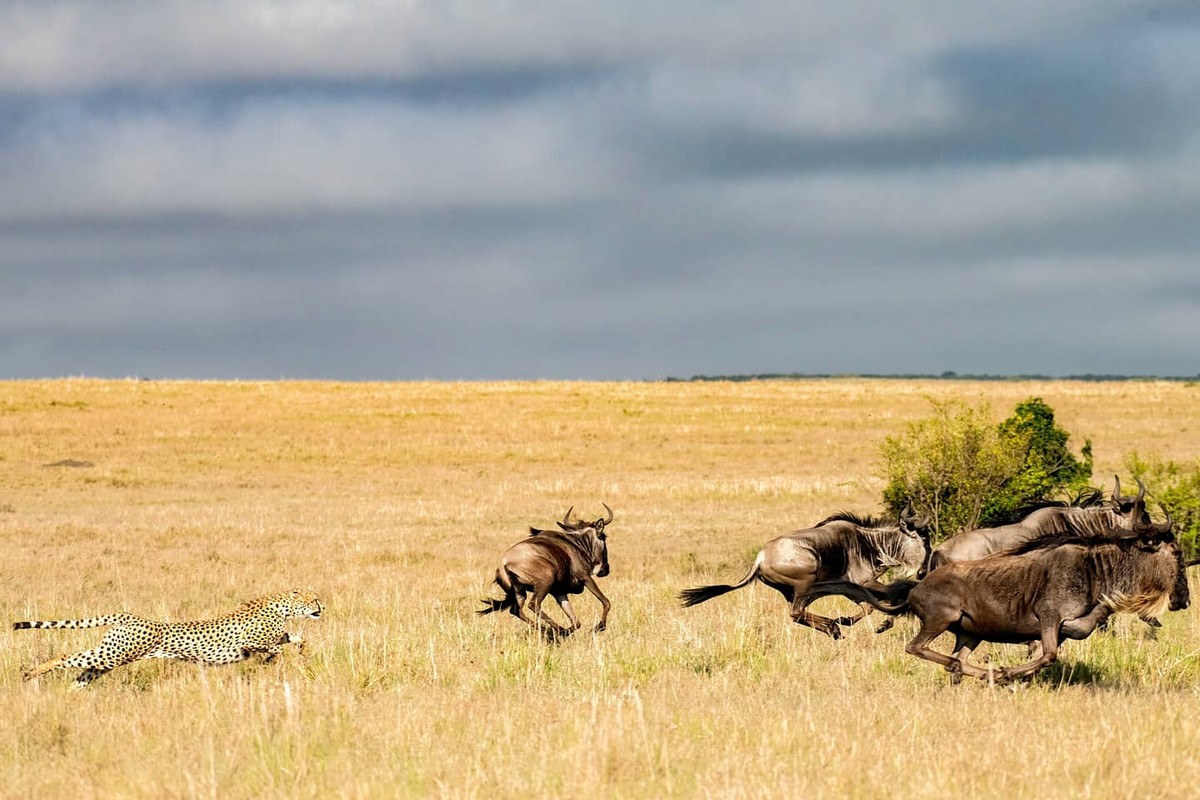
<box><xmin>286</xmin><ymin>588</ymin><xmax>323</xmax><ymax>619</ymax></box>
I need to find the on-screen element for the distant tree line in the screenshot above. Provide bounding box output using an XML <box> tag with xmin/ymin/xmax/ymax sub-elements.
<box><xmin>668</xmin><ymin>372</ymin><xmax>1200</xmax><ymax>383</ymax></box>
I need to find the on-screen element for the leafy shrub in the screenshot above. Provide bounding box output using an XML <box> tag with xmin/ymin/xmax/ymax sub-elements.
<box><xmin>988</xmin><ymin>398</ymin><xmax>1094</xmax><ymax>523</ymax></box>
<box><xmin>880</xmin><ymin>397</ymin><xmax>1093</xmax><ymax>543</ymax></box>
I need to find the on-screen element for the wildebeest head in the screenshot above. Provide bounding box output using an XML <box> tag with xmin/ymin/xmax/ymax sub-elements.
<box><xmin>1132</xmin><ymin>506</ymin><xmax>1190</xmax><ymax>612</ymax></box>
<box><xmin>897</xmin><ymin>506</ymin><xmax>933</xmax><ymax>578</ymax></box>
<box><xmin>1112</xmin><ymin>475</ymin><xmax>1151</xmax><ymax>524</ymax></box>
<box><xmin>556</xmin><ymin>503</ymin><xmax>614</xmax><ymax>577</ymax></box>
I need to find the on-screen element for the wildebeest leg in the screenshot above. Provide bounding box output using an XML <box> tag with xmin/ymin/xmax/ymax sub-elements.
<box><xmin>1059</xmin><ymin>604</ymin><xmax>1113</xmax><ymax>640</ymax></box>
<box><xmin>503</xmin><ymin>586</ymin><xmax>543</xmax><ymax>631</ymax></box>
<box><xmin>555</xmin><ymin>594</ymin><xmax>582</xmax><ymax>633</ymax></box>
<box><xmin>788</xmin><ymin>594</ymin><xmax>844</xmax><ymax>640</ymax></box>
<box><xmin>528</xmin><ymin>587</ymin><xmax>569</xmax><ymax>636</ymax></box>
<box><xmin>904</xmin><ymin>625</ymin><xmax>992</xmax><ymax>681</ymax></box>
<box><xmin>1023</xmin><ymin>602</ymin><xmax>1110</xmax><ymax>665</ymax></box>
<box><xmin>582</xmin><ymin>576</ymin><xmax>611</xmax><ymax>633</ymax></box>
<box><xmin>996</xmin><ymin>623</ymin><xmax>1060</xmax><ymax>685</ymax></box>
<box><xmin>946</xmin><ymin>634</ymin><xmax>983</xmax><ymax>685</ymax></box>
<box><xmin>833</xmin><ymin>603</ymin><xmax>873</xmax><ymax>627</ymax></box>
<box><xmin>874</xmin><ymin>614</ymin><xmax>895</xmax><ymax>634</ymax></box>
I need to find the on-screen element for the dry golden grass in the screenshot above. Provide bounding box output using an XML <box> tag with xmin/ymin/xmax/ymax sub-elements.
<box><xmin>3</xmin><ymin>378</ymin><xmax>1200</xmax><ymax>799</ymax></box>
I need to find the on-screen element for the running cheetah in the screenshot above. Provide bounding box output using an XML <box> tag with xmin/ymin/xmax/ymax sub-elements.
<box><xmin>14</xmin><ymin>588</ymin><xmax>322</xmax><ymax>688</ymax></box>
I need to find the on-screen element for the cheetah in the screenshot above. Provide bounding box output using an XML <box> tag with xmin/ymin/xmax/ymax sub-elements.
<box><xmin>14</xmin><ymin>588</ymin><xmax>322</xmax><ymax>689</ymax></box>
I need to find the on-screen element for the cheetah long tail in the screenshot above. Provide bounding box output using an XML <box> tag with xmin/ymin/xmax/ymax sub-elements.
<box><xmin>13</xmin><ymin>614</ymin><xmax>133</xmax><ymax>630</ymax></box>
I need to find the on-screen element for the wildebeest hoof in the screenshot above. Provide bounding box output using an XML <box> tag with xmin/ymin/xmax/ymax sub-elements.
<box><xmin>592</xmin><ymin>622</ymin><xmax>607</xmax><ymax>633</ymax></box>
<box><xmin>991</xmin><ymin>669</ymin><xmax>1013</xmax><ymax>687</ymax></box>
<box><xmin>874</xmin><ymin>618</ymin><xmax>894</xmax><ymax>634</ymax></box>
<box><xmin>1146</xmin><ymin>617</ymin><xmax>1163</xmax><ymax>628</ymax></box>
<box><xmin>824</xmin><ymin>624</ymin><xmax>843</xmax><ymax>640</ymax></box>
<box><xmin>948</xmin><ymin>670</ymin><xmax>964</xmax><ymax>686</ymax></box>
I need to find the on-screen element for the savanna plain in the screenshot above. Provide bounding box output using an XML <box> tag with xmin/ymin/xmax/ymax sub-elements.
<box><xmin>3</xmin><ymin>378</ymin><xmax>1200</xmax><ymax>800</ymax></box>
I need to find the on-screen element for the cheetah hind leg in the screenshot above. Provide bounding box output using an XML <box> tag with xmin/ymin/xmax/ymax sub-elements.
<box><xmin>24</xmin><ymin>648</ymin><xmax>123</xmax><ymax>684</ymax></box>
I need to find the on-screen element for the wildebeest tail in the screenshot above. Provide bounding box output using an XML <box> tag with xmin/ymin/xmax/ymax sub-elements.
<box><xmin>800</xmin><ymin>580</ymin><xmax>917</xmax><ymax>615</ymax></box>
<box><xmin>477</xmin><ymin>569</ymin><xmax>519</xmax><ymax>616</ymax></box>
<box><xmin>476</xmin><ymin>597</ymin><xmax>517</xmax><ymax>615</ymax></box>
<box><xmin>13</xmin><ymin>613</ymin><xmax>131</xmax><ymax>630</ymax></box>
<box><xmin>679</xmin><ymin>551</ymin><xmax>764</xmax><ymax>608</ymax></box>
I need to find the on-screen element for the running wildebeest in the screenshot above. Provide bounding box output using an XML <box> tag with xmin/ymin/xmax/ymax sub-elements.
<box><xmin>478</xmin><ymin>504</ymin><xmax>614</xmax><ymax>637</ymax></box>
<box><xmin>930</xmin><ymin>478</ymin><xmax>1165</xmax><ymax>630</ymax></box>
<box><xmin>799</xmin><ymin>514</ymin><xmax>1187</xmax><ymax>685</ymax></box>
<box><xmin>928</xmin><ymin>477</ymin><xmax>1147</xmax><ymax>570</ymax></box>
<box><xmin>678</xmin><ymin>509</ymin><xmax>931</xmax><ymax>638</ymax></box>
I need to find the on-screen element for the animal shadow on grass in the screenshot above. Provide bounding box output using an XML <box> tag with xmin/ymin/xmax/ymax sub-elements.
<box><xmin>1030</xmin><ymin>659</ymin><xmax>1113</xmax><ymax>687</ymax></box>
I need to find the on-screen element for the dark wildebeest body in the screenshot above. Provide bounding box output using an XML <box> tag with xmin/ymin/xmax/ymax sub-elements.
<box><xmin>679</xmin><ymin>511</ymin><xmax>930</xmax><ymax>638</ymax></box>
<box><xmin>478</xmin><ymin>505</ymin><xmax>614</xmax><ymax>637</ymax></box>
<box><xmin>801</xmin><ymin>520</ymin><xmax>1187</xmax><ymax>684</ymax></box>
<box><xmin>930</xmin><ymin>478</ymin><xmax>1164</xmax><ymax>631</ymax></box>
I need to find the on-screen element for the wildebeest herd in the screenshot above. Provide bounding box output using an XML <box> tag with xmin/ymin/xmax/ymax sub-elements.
<box><xmin>481</xmin><ymin>477</ymin><xmax>1197</xmax><ymax>686</ymax></box>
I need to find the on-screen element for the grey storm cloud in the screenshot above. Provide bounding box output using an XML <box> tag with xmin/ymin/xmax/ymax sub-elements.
<box><xmin>1</xmin><ymin>1</ymin><xmax>1198</xmax><ymax>379</ymax></box>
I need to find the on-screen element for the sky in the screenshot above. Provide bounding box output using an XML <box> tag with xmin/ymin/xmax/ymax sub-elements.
<box><xmin>2</xmin><ymin>1</ymin><xmax>1199</xmax><ymax>380</ymax></box>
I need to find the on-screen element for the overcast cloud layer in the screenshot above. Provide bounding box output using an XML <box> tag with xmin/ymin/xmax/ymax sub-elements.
<box><xmin>2</xmin><ymin>1</ymin><xmax>1199</xmax><ymax>379</ymax></box>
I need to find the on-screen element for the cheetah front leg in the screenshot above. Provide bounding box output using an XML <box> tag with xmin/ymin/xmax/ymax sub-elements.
<box><xmin>261</xmin><ymin>632</ymin><xmax>305</xmax><ymax>664</ymax></box>
<box><xmin>71</xmin><ymin>668</ymin><xmax>113</xmax><ymax>690</ymax></box>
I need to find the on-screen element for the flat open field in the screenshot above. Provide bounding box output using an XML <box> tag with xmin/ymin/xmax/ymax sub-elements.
<box><xmin>3</xmin><ymin>378</ymin><xmax>1200</xmax><ymax>799</ymax></box>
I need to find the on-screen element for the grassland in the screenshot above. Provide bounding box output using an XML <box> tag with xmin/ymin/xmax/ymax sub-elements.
<box><xmin>2</xmin><ymin>378</ymin><xmax>1200</xmax><ymax>799</ymax></box>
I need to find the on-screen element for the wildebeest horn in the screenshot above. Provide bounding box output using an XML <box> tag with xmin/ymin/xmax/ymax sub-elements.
<box><xmin>557</xmin><ymin>506</ymin><xmax>578</xmax><ymax>532</ymax></box>
<box><xmin>601</xmin><ymin>502</ymin><xmax>614</xmax><ymax>526</ymax></box>
<box><xmin>900</xmin><ymin>505</ymin><xmax>930</xmax><ymax>531</ymax></box>
<box><xmin>1112</xmin><ymin>474</ymin><xmax>1121</xmax><ymax>503</ymax></box>
<box><xmin>1123</xmin><ymin>478</ymin><xmax>1148</xmax><ymax>524</ymax></box>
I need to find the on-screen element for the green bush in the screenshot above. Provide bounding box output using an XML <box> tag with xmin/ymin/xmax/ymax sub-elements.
<box><xmin>988</xmin><ymin>397</ymin><xmax>1094</xmax><ymax>523</ymax></box>
<box><xmin>1124</xmin><ymin>451</ymin><xmax>1200</xmax><ymax>560</ymax></box>
<box><xmin>880</xmin><ymin>397</ymin><xmax>1093</xmax><ymax>543</ymax></box>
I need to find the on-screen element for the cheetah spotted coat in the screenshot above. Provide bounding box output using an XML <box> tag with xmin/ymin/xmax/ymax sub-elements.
<box><xmin>14</xmin><ymin>588</ymin><xmax>322</xmax><ymax>688</ymax></box>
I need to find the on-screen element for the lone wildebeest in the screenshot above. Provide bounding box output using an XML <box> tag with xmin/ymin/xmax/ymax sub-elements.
<box><xmin>478</xmin><ymin>504</ymin><xmax>614</xmax><ymax>637</ymax></box>
<box><xmin>678</xmin><ymin>509</ymin><xmax>930</xmax><ymax>638</ymax></box>
<box><xmin>799</xmin><ymin>515</ymin><xmax>1187</xmax><ymax>685</ymax></box>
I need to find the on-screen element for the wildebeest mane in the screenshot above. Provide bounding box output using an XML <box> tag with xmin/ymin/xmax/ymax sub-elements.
<box><xmin>1000</xmin><ymin>530</ymin><xmax>1141</xmax><ymax>557</ymax></box>
<box><xmin>990</xmin><ymin>487</ymin><xmax>1108</xmax><ymax>527</ymax></box>
<box><xmin>814</xmin><ymin>510</ymin><xmax>890</xmax><ymax>529</ymax></box>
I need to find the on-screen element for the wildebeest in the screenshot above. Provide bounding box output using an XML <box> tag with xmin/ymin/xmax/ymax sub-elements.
<box><xmin>678</xmin><ymin>509</ymin><xmax>931</xmax><ymax>638</ymax></box>
<box><xmin>799</xmin><ymin>515</ymin><xmax>1187</xmax><ymax>685</ymax></box>
<box><xmin>928</xmin><ymin>477</ymin><xmax>1147</xmax><ymax>570</ymax></box>
<box><xmin>478</xmin><ymin>504</ymin><xmax>614</xmax><ymax>637</ymax></box>
<box><xmin>929</xmin><ymin>477</ymin><xmax>1166</xmax><ymax>631</ymax></box>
